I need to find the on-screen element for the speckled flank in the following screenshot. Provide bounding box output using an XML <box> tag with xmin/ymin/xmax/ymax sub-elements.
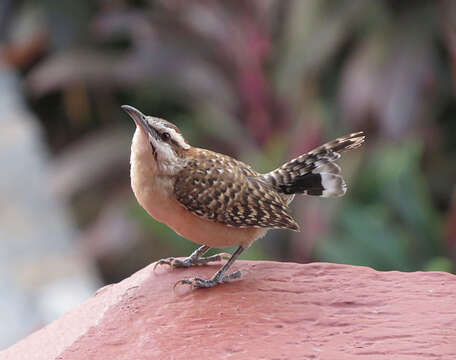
<box><xmin>174</xmin><ymin>148</ymin><xmax>299</xmax><ymax>231</ymax></box>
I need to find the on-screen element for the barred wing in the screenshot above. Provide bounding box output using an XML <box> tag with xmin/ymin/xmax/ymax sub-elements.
<box><xmin>174</xmin><ymin>157</ymin><xmax>299</xmax><ymax>231</ymax></box>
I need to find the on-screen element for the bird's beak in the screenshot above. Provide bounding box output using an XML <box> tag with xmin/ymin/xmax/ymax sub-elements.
<box><xmin>121</xmin><ymin>105</ymin><xmax>149</xmax><ymax>133</ymax></box>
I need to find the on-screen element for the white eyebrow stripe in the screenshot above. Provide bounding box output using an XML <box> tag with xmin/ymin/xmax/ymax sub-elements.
<box><xmin>152</xmin><ymin>121</ymin><xmax>190</xmax><ymax>150</ymax></box>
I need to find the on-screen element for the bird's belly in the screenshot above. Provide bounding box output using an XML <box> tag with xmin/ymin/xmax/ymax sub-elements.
<box><xmin>136</xmin><ymin>184</ymin><xmax>267</xmax><ymax>249</ymax></box>
<box><xmin>166</xmin><ymin>203</ymin><xmax>268</xmax><ymax>248</ymax></box>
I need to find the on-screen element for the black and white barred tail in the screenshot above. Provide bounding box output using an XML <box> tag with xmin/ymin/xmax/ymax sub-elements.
<box><xmin>263</xmin><ymin>132</ymin><xmax>365</xmax><ymax>197</ymax></box>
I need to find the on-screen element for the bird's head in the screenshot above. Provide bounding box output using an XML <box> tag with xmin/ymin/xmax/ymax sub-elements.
<box><xmin>122</xmin><ymin>105</ymin><xmax>190</xmax><ymax>172</ymax></box>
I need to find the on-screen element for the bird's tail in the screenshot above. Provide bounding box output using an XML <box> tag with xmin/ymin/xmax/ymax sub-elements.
<box><xmin>262</xmin><ymin>132</ymin><xmax>365</xmax><ymax>197</ymax></box>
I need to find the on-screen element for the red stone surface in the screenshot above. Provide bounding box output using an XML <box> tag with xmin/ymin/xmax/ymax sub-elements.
<box><xmin>3</xmin><ymin>261</ymin><xmax>456</xmax><ymax>359</ymax></box>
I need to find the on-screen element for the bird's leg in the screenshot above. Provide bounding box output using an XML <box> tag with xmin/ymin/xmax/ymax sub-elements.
<box><xmin>154</xmin><ymin>245</ymin><xmax>231</xmax><ymax>270</ymax></box>
<box><xmin>175</xmin><ymin>246</ymin><xmax>245</xmax><ymax>288</ymax></box>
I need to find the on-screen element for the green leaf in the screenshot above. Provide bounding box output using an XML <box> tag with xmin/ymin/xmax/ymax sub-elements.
<box><xmin>423</xmin><ymin>257</ymin><xmax>453</xmax><ymax>273</ymax></box>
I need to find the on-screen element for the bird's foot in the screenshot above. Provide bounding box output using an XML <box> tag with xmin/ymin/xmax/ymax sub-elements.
<box><xmin>174</xmin><ymin>270</ymin><xmax>242</xmax><ymax>289</ymax></box>
<box><xmin>153</xmin><ymin>253</ymin><xmax>231</xmax><ymax>271</ymax></box>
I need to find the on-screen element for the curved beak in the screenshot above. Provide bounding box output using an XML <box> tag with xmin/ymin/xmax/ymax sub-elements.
<box><xmin>121</xmin><ymin>105</ymin><xmax>149</xmax><ymax>133</ymax></box>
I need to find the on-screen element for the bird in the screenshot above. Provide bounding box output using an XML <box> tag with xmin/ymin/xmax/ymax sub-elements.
<box><xmin>122</xmin><ymin>105</ymin><xmax>365</xmax><ymax>289</ymax></box>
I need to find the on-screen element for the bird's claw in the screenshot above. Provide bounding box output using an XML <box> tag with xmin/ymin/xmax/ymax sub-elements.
<box><xmin>153</xmin><ymin>258</ymin><xmax>178</xmax><ymax>271</ymax></box>
<box><xmin>173</xmin><ymin>270</ymin><xmax>242</xmax><ymax>289</ymax></box>
<box><xmin>154</xmin><ymin>252</ymin><xmax>230</xmax><ymax>272</ymax></box>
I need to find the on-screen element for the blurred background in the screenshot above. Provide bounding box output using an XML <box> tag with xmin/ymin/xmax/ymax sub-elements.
<box><xmin>1</xmin><ymin>0</ymin><xmax>456</xmax><ymax>349</ymax></box>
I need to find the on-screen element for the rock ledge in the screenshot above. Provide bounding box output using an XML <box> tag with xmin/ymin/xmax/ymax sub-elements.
<box><xmin>3</xmin><ymin>261</ymin><xmax>456</xmax><ymax>359</ymax></box>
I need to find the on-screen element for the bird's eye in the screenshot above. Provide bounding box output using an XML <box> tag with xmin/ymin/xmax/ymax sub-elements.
<box><xmin>161</xmin><ymin>132</ymin><xmax>170</xmax><ymax>141</ymax></box>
